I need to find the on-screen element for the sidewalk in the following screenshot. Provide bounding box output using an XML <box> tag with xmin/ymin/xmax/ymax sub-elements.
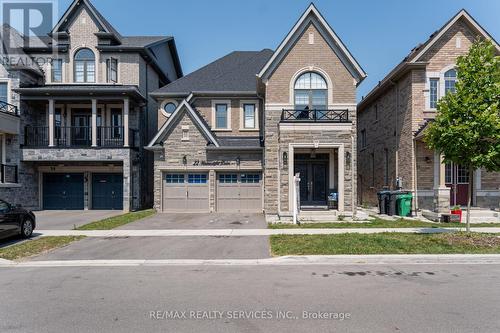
<box><xmin>2</xmin><ymin>254</ymin><xmax>500</xmax><ymax>268</ymax></box>
<box><xmin>34</xmin><ymin>227</ymin><xmax>500</xmax><ymax>237</ymax></box>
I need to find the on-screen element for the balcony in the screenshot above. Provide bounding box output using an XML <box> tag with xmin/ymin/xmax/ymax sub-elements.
<box><xmin>24</xmin><ymin>126</ymin><xmax>138</xmax><ymax>148</ymax></box>
<box><xmin>0</xmin><ymin>164</ymin><xmax>18</xmax><ymax>184</ymax></box>
<box><xmin>0</xmin><ymin>101</ymin><xmax>20</xmax><ymax>134</ymax></box>
<box><xmin>281</xmin><ymin>109</ymin><xmax>350</xmax><ymax>123</ymax></box>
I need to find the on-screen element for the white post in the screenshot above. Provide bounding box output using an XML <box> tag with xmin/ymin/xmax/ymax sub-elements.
<box><xmin>293</xmin><ymin>173</ymin><xmax>301</xmax><ymax>224</ymax></box>
<box><xmin>91</xmin><ymin>99</ymin><xmax>97</xmax><ymax>147</ymax></box>
<box><xmin>48</xmin><ymin>99</ymin><xmax>55</xmax><ymax>147</ymax></box>
<box><xmin>123</xmin><ymin>98</ymin><xmax>129</xmax><ymax>147</ymax></box>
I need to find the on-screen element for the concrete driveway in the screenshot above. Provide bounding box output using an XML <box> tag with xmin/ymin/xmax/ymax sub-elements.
<box><xmin>34</xmin><ymin>210</ymin><xmax>124</xmax><ymax>230</ymax></box>
<box><xmin>117</xmin><ymin>212</ymin><xmax>267</xmax><ymax>230</ymax></box>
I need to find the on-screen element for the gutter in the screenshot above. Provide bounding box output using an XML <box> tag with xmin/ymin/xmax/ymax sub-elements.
<box><xmin>150</xmin><ymin>91</ymin><xmax>258</xmax><ymax>100</ymax></box>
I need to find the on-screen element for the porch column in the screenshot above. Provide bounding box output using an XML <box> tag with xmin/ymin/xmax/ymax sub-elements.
<box><xmin>433</xmin><ymin>152</ymin><xmax>450</xmax><ymax>213</ymax></box>
<box><xmin>123</xmin><ymin>98</ymin><xmax>129</xmax><ymax>147</ymax></box>
<box><xmin>91</xmin><ymin>99</ymin><xmax>97</xmax><ymax>147</ymax></box>
<box><xmin>338</xmin><ymin>145</ymin><xmax>345</xmax><ymax>212</ymax></box>
<box><xmin>48</xmin><ymin>99</ymin><xmax>55</xmax><ymax>147</ymax></box>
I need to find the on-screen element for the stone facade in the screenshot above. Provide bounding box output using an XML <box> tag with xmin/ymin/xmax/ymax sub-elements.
<box><xmin>357</xmin><ymin>13</ymin><xmax>500</xmax><ymax>212</ymax></box>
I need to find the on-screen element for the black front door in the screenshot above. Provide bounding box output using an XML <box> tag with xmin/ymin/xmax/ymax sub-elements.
<box><xmin>295</xmin><ymin>155</ymin><xmax>329</xmax><ymax>206</ymax></box>
<box><xmin>72</xmin><ymin>113</ymin><xmax>91</xmax><ymax>146</ymax></box>
<box><xmin>43</xmin><ymin>173</ymin><xmax>85</xmax><ymax>210</ymax></box>
<box><xmin>92</xmin><ymin>173</ymin><xmax>123</xmax><ymax>210</ymax></box>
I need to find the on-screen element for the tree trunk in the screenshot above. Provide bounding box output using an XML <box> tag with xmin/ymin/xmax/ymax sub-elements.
<box><xmin>466</xmin><ymin>166</ymin><xmax>473</xmax><ymax>233</ymax></box>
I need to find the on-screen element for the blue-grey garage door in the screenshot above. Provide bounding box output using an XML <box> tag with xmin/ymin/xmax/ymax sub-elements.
<box><xmin>92</xmin><ymin>173</ymin><xmax>123</xmax><ymax>210</ymax></box>
<box><xmin>43</xmin><ymin>173</ymin><xmax>85</xmax><ymax>210</ymax></box>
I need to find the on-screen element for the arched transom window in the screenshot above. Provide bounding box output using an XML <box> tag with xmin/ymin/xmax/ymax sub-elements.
<box><xmin>74</xmin><ymin>48</ymin><xmax>96</xmax><ymax>83</ymax></box>
<box><xmin>294</xmin><ymin>72</ymin><xmax>328</xmax><ymax>110</ymax></box>
<box><xmin>444</xmin><ymin>69</ymin><xmax>457</xmax><ymax>95</ymax></box>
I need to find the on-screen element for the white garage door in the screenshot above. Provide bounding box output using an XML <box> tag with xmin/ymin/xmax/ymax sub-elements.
<box><xmin>162</xmin><ymin>173</ymin><xmax>209</xmax><ymax>212</ymax></box>
<box><xmin>217</xmin><ymin>173</ymin><xmax>262</xmax><ymax>212</ymax></box>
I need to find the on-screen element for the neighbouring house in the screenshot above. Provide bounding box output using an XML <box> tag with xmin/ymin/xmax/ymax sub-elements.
<box><xmin>0</xmin><ymin>0</ymin><xmax>182</xmax><ymax>211</ymax></box>
<box><xmin>357</xmin><ymin>9</ymin><xmax>500</xmax><ymax>214</ymax></box>
<box><xmin>147</xmin><ymin>4</ymin><xmax>366</xmax><ymax>221</ymax></box>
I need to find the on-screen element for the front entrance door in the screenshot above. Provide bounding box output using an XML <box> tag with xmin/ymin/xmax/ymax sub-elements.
<box><xmin>72</xmin><ymin>111</ymin><xmax>91</xmax><ymax>146</ymax></box>
<box><xmin>294</xmin><ymin>154</ymin><xmax>329</xmax><ymax>207</ymax></box>
<box><xmin>446</xmin><ymin>163</ymin><xmax>470</xmax><ymax>206</ymax></box>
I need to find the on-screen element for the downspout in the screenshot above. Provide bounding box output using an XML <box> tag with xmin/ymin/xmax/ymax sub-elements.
<box><xmin>413</xmin><ymin>137</ymin><xmax>419</xmax><ymax>215</ymax></box>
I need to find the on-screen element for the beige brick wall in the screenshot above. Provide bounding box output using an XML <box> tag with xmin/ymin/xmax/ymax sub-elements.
<box><xmin>266</xmin><ymin>24</ymin><xmax>356</xmax><ymax>105</ymax></box>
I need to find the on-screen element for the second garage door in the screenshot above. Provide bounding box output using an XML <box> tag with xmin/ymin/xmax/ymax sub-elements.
<box><xmin>162</xmin><ymin>173</ymin><xmax>209</xmax><ymax>212</ymax></box>
<box><xmin>92</xmin><ymin>173</ymin><xmax>123</xmax><ymax>210</ymax></box>
<box><xmin>217</xmin><ymin>173</ymin><xmax>262</xmax><ymax>212</ymax></box>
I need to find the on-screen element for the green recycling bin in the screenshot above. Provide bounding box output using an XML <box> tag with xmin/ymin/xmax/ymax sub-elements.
<box><xmin>396</xmin><ymin>193</ymin><xmax>413</xmax><ymax>217</ymax></box>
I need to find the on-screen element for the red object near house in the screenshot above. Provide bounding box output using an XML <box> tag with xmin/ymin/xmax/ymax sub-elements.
<box><xmin>451</xmin><ymin>209</ymin><xmax>462</xmax><ymax>223</ymax></box>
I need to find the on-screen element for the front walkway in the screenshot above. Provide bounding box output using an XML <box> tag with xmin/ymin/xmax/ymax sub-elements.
<box><xmin>34</xmin><ymin>227</ymin><xmax>500</xmax><ymax>237</ymax></box>
<box><xmin>35</xmin><ymin>210</ymin><xmax>124</xmax><ymax>230</ymax></box>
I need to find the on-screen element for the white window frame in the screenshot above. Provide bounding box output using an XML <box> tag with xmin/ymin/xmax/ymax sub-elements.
<box><xmin>239</xmin><ymin>100</ymin><xmax>259</xmax><ymax>131</ymax></box>
<box><xmin>160</xmin><ymin>99</ymin><xmax>178</xmax><ymax>118</ymax></box>
<box><xmin>425</xmin><ymin>64</ymin><xmax>457</xmax><ymax>111</ymax></box>
<box><xmin>50</xmin><ymin>58</ymin><xmax>64</xmax><ymax>83</ymax></box>
<box><xmin>106</xmin><ymin>57</ymin><xmax>118</xmax><ymax>83</ymax></box>
<box><xmin>211</xmin><ymin>100</ymin><xmax>231</xmax><ymax>131</ymax></box>
<box><xmin>0</xmin><ymin>78</ymin><xmax>11</xmax><ymax>105</ymax></box>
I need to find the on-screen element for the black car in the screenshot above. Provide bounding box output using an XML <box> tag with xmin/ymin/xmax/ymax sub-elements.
<box><xmin>0</xmin><ymin>199</ymin><xmax>36</xmax><ymax>240</ymax></box>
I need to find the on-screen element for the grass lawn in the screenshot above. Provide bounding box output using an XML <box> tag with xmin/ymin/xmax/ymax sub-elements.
<box><xmin>0</xmin><ymin>236</ymin><xmax>85</xmax><ymax>261</ymax></box>
<box><xmin>76</xmin><ymin>209</ymin><xmax>155</xmax><ymax>230</ymax></box>
<box><xmin>269</xmin><ymin>218</ymin><xmax>500</xmax><ymax>229</ymax></box>
<box><xmin>270</xmin><ymin>232</ymin><xmax>500</xmax><ymax>256</ymax></box>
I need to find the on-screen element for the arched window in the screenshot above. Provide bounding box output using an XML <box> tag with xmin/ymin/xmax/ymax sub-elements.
<box><xmin>74</xmin><ymin>48</ymin><xmax>95</xmax><ymax>83</ymax></box>
<box><xmin>444</xmin><ymin>69</ymin><xmax>457</xmax><ymax>95</ymax></box>
<box><xmin>294</xmin><ymin>72</ymin><xmax>328</xmax><ymax>112</ymax></box>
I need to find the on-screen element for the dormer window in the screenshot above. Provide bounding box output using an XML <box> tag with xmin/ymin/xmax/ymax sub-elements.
<box><xmin>74</xmin><ymin>48</ymin><xmax>95</xmax><ymax>83</ymax></box>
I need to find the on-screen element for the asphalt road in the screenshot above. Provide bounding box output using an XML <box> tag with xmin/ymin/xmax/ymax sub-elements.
<box><xmin>1</xmin><ymin>264</ymin><xmax>499</xmax><ymax>333</ymax></box>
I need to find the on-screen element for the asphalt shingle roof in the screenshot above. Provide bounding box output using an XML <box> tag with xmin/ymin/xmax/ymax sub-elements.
<box><xmin>154</xmin><ymin>49</ymin><xmax>274</xmax><ymax>95</ymax></box>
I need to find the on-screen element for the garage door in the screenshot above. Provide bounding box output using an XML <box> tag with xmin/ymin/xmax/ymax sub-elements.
<box><xmin>43</xmin><ymin>173</ymin><xmax>84</xmax><ymax>210</ymax></box>
<box><xmin>162</xmin><ymin>173</ymin><xmax>209</xmax><ymax>212</ymax></box>
<box><xmin>217</xmin><ymin>173</ymin><xmax>262</xmax><ymax>212</ymax></box>
<box><xmin>92</xmin><ymin>173</ymin><xmax>123</xmax><ymax>210</ymax></box>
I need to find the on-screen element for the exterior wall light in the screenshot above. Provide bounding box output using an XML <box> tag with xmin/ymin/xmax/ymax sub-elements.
<box><xmin>283</xmin><ymin>151</ymin><xmax>288</xmax><ymax>168</ymax></box>
<box><xmin>236</xmin><ymin>156</ymin><xmax>241</xmax><ymax>166</ymax></box>
<box><xmin>183</xmin><ymin>155</ymin><xmax>187</xmax><ymax>165</ymax></box>
<box><xmin>346</xmin><ymin>151</ymin><xmax>351</xmax><ymax>170</ymax></box>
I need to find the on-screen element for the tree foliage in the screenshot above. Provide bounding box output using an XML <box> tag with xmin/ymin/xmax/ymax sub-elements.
<box><xmin>425</xmin><ymin>39</ymin><xmax>500</xmax><ymax>171</ymax></box>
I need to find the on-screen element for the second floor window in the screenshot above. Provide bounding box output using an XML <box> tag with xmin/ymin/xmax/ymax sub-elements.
<box><xmin>107</xmin><ymin>58</ymin><xmax>118</xmax><ymax>83</ymax></box>
<box><xmin>0</xmin><ymin>82</ymin><xmax>8</xmax><ymax>103</ymax></box>
<box><xmin>429</xmin><ymin>78</ymin><xmax>439</xmax><ymax>109</ymax></box>
<box><xmin>52</xmin><ymin>59</ymin><xmax>62</xmax><ymax>82</ymax></box>
<box><xmin>243</xmin><ymin>104</ymin><xmax>256</xmax><ymax>129</ymax></box>
<box><xmin>444</xmin><ymin>69</ymin><xmax>457</xmax><ymax>95</ymax></box>
<box><xmin>294</xmin><ymin>72</ymin><xmax>327</xmax><ymax>111</ymax></box>
<box><xmin>361</xmin><ymin>129</ymin><xmax>367</xmax><ymax>148</ymax></box>
<box><xmin>215</xmin><ymin>104</ymin><xmax>228</xmax><ymax>129</ymax></box>
<box><xmin>74</xmin><ymin>48</ymin><xmax>95</xmax><ymax>83</ymax></box>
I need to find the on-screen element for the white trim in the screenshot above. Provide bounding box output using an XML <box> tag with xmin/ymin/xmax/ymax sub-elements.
<box><xmin>288</xmin><ymin>67</ymin><xmax>333</xmax><ymax>105</ymax></box>
<box><xmin>410</xmin><ymin>10</ymin><xmax>500</xmax><ymax>63</ymax></box>
<box><xmin>211</xmin><ymin>99</ymin><xmax>232</xmax><ymax>131</ymax></box>
<box><xmin>258</xmin><ymin>4</ymin><xmax>366</xmax><ymax>81</ymax></box>
<box><xmin>239</xmin><ymin>100</ymin><xmax>259</xmax><ymax>131</ymax></box>
<box><xmin>279</xmin><ymin>123</ymin><xmax>352</xmax><ymax>131</ymax></box>
<box><xmin>147</xmin><ymin>99</ymin><xmax>219</xmax><ymax>148</ymax></box>
<box><xmin>0</xmin><ymin>78</ymin><xmax>12</xmax><ymax>105</ymax></box>
<box><xmin>71</xmin><ymin>46</ymin><xmax>98</xmax><ymax>83</ymax></box>
<box><xmin>159</xmin><ymin>99</ymin><xmax>178</xmax><ymax>118</ymax></box>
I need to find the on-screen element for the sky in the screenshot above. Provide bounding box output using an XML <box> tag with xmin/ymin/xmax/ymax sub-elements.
<box><xmin>57</xmin><ymin>0</ymin><xmax>500</xmax><ymax>101</ymax></box>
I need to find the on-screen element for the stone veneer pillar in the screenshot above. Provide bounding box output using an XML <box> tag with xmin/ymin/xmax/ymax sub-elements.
<box><xmin>433</xmin><ymin>152</ymin><xmax>450</xmax><ymax>213</ymax></box>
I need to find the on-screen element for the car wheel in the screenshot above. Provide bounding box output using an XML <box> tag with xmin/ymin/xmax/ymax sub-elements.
<box><xmin>20</xmin><ymin>218</ymin><xmax>34</xmax><ymax>239</ymax></box>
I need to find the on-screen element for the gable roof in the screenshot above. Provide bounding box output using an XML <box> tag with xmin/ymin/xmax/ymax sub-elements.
<box><xmin>358</xmin><ymin>9</ymin><xmax>500</xmax><ymax>110</ymax></box>
<box><xmin>152</xmin><ymin>49</ymin><xmax>273</xmax><ymax>97</ymax></box>
<box><xmin>409</xmin><ymin>9</ymin><xmax>500</xmax><ymax>63</ymax></box>
<box><xmin>52</xmin><ymin>0</ymin><xmax>122</xmax><ymax>43</ymax></box>
<box><xmin>147</xmin><ymin>98</ymin><xmax>220</xmax><ymax>148</ymax></box>
<box><xmin>258</xmin><ymin>3</ymin><xmax>366</xmax><ymax>84</ymax></box>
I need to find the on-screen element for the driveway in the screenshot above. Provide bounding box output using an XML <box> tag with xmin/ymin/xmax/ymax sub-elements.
<box><xmin>35</xmin><ymin>210</ymin><xmax>124</xmax><ymax>230</ymax></box>
<box><xmin>117</xmin><ymin>212</ymin><xmax>267</xmax><ymax>230</ymax></box>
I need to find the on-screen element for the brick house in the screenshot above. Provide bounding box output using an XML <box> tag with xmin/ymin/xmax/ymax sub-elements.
<box><xmin>147</xmin><ymin>4</ymin><xmax>366</xmax><ymax>221</ymax></box>
<box><xmin>0</xmin><ymin>0</ymin><xmax>182</xmax><ymax>211</ymax></box>
<box><xmin>357</xmin><ymin>10</ymin><xmax>500</xmax><ymax>214</ymax></box>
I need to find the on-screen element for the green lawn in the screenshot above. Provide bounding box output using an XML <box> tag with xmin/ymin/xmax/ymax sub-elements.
<box><xmin>270</xmin><ymin>232</ymin><xmax>500</xmax><ymax>256</ymax></box>
<box><xmin>76</xmin><ymin>209</ymin><xmax>155</xmax><ymax>230</ymax></box>
<box><xmin>269</xmin><ymin>218</ymin><xmax>500</xmax><ymax>229</ymax></box>
<box><xmin>0</xmin><ymin>236</ymin><xmax>85</xmax><ymax>261</ymax></box>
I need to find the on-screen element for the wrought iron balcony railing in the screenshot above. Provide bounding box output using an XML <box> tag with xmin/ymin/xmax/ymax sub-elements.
<box><xmin>0</xmin><ymin>101</ymin><xmax>19</xmax><ymax>116</ymax></box>
<box><xmin>281</xmin><ymin>109</ymin><xmax>350</xmax><ymax>123</ymax></box>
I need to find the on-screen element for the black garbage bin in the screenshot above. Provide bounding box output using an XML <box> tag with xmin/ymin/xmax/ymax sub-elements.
<box><xmin>377</xmin><ymin>191</ymin><xmax>390</xmax><ymax>214</ymax></box>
